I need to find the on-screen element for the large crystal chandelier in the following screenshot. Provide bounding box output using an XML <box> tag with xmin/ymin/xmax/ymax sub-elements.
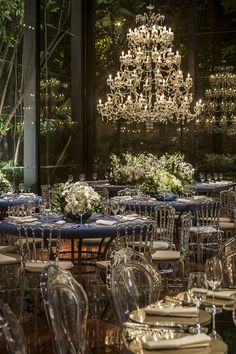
<box><xmin>97</xmin><ymin>5</ymin><xmax>204</xmax><ymax>129</ymax></box>
<box><xmin>195</xmin><ymin>66</ymin><xmax>236</xmax><ymax>135</ymax></box>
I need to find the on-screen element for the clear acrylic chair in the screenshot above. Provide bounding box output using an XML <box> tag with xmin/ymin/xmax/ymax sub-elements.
<box><xmin>223</xmin><ymin>252</ymin><xmax>236</xmax><ymax>288</ymax></box>
<box><xmin>0</xmin><ymin>300</ymin><xmax>27</xmax><ymax>354</ymax></box>
<box><xmin>152</xmin><ymin>204</ymin><xmax>175</xmax><ymax>251</ymax></box>
<box><xmin>189</xmin><ymin>199</ymin><xmax>222</xmax><ymax>264</ymax></box>
<box><xmin>40</xmin><ymin>264</ymin><xmax>88</xmax><ymax>354</ymax></box>
<box><xmin>109</xmin><ymin>249</ymin><xmax>162</xmax><ymax>325</ymax></box>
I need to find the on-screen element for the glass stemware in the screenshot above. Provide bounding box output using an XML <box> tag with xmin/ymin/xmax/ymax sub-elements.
<box><xmin>205</xmin><ymin>258</ymin><xmax>223</xmax><ymax>339</ymax></box>
<box><xmin>68</xmin><ymin>174</ymin><xmax>74</xmax><ymax>184</ymax></box>
<box><xmin>187</xmin><ymin>272</ymin><xmax>208</xmax><ymax>333</ymax></box>
<box><xmin>199</xmin><ymin>172</ymin><xmax>205</xmax><ymax>183</ymax></box>
<box><xmin>79</xmin><ymin>174</ymin><xmax>86</xmax><ymax>182</ymax></box>
<box><xmin>78</xmin><ymin>209</ymin><xmax>85</xmax><ymax>226</ymax></box>
<box><xmin>110</xmin><ymin>200</ymin><xmax>120</xmax><ymax>216</ymax></box>
<box><xmin>19</xmin><ymin>183</ymin><xmax>25</xmax><ymax>193</ymax></box>
<box><xmin>104</xmin><ymin>171</ymin><xmax>109</xmax><ymax>180</ymax></box>
<box><xmin>92</xmin><ymin>172</ymin><xmax>98</xmax><ymax>181</ymax></box>
<box><xmin>206</xmin><ymin>173</ymin><xmax>211</xmax><ymax>183</ymax></box>
<box><xmin>218</xmin><ymin>173</ymin><xmax>223</xmax><ymax>181</ymax></box>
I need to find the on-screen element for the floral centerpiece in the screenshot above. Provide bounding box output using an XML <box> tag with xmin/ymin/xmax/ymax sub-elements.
<box><xmin>0</xmin><ymin>171</ymin><xmax>11</xmax><ymax>194</ymax></box>
<box><xmin>55</xmin><ymin>181</ymin><xmax>104</xmax><ymax>219</ymax></box>
<box><xmin>108</xmin><ymin>152</ymin><xmax>194</xmax><ymax>196</ymax></box>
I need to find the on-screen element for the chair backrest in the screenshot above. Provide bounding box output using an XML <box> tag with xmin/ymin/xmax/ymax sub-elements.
<box><xmin>0</xmin><ymin>300</ymin><xmax>27</xmax><ymax>354</ymax></box>
<box><xmin>192</xmin><ymin>199</ymin><xmax>221</xmax><ymax>227</ymax></box>
<box><xmin>153</xmin><ymin>204</ymin><xmax>175</xmax><ymax>244</ymax></box>
<box><xmin>109</xmin><ymin>249</ymin><xmax>162</xmax><ymax>325</ymax></box>
<box><xmin>115</xmin><ymin>218</ymin><xmax>155</xmax><ymax>257</ymax></box>
<box><xmin>17</xmin><ymin>223</ymin><xmax>63</xmax><ymax>265</ymax></box>
<box><xmin>179</xmin><ymin>212</ymin><xmax>191</xmax><ymax>257</ymax></box>
<box><xmin>125</xmin><ymin>199</ymin><xmax>159</xmax><ymax>217</ymax></box>
<box><xmin>223</xmin><ymin>252</ymin><xmax>236</xmax><ymax>288</ymax></box>
<box><xmin>117</xmin><ymin>187</ymin><xmax>144</xmax><ymax>197</ymax></box>
<box><xmin>40</xmin><ymin>264</ymin><xmax>88</xmax><ymax>354</ymax></box>
<box><xmin>220</xmin><ymin>189</ymin><xmax>236</xmax><ymax>218</ymax></box>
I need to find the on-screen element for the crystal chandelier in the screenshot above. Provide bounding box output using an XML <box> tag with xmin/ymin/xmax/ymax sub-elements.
<box><xmin>195</xmin><ymin>66</ymin><xmax>236</xmax><ymax>135</ymax></box>
<box><xmin>97</xmin><ymin>5</ymin><xmax>204</xmax><ymax>129</ymax></box>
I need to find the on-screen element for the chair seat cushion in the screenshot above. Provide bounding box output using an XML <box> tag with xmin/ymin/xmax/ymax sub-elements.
<box><xmin>96</xmin><ymin>260</ymin><xmax>110</xmax><ymax>269</ymax></box>
<box><xmin>219</xmin><ymin>217</ymin><xmax>232</xmax><ymax>223</ymax></box>
<box><xmin>219</xmin><ymin>222</ymin><xmax>235</xmax><ymax>230</ymax></box>
<box><xmin>0</xmin><ymin>254</ymin><xmax>19</xmax><ymax>265</ymax></box>
<box><xmin>152</xmin><ymin>241</ymin><xmax>170</xmax><ymax>250</ymax></box>
<box><xmin>152</xmin><ymin>250</ymin><xmax>180</xmax><ymax>261</ymax></box>
<box><xmin>190</xmin><ymin>226</ymin><xmax>218</xmax><ymax>234</ymax></box>
<box><xmin>25</xmin><ymin>260</ymin><xmax>74</xmax><ymax>273</ymax></box>
<box><xmin>0</xmin><ymin>245</ymin><xmax>17</xmax><ymax>253</ymax></box>
<box><xmin>15</xmin><ymin>238</ymin><xmax>43</xmax><ymax>246</ymax></box>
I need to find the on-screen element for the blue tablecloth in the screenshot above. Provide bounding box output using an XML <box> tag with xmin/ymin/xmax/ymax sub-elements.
<box><xmin>0</xmin><ymin>215</ymin><xmax>121</xmax><ymax>240</ymax></box>
<box><xmin>195</xmin><ymin>181</ymin><xmax>236</xmax><ymax>193</ymax></box>
<box><xmin>0</xmin><ymin>194</ymin><xmax>42</xmax><ymax>208</ymax></box>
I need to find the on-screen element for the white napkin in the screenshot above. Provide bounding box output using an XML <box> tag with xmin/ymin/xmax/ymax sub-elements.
<box><xmin>142</xmin><ymin>333</ymin><xmax>211</xmax><ymax>350</ymax></box>
<box><xmin>55</xmin><ymin>220</ymin><xmax>66</xmax><ymax>226</ymax></box>
<box><xmin>8</xmin><ymin>216</ymin><xmax>39</xmax><ymax>224</ymax></box>
<box><xmin>19</xmin><ymin>193</ymin><xmax>35</xmax><ymax>198</ymax></box>
<box><xmin>176</xmin><ymin>198</ymin><xmax>192</xmax><ymax>203</ymax></box>
<box><xmin>95</xmin><ymin>219</ymin><xmax>118</xmax><ymax>226</ymax></box>
<box><xmin>207</xmin><ymin>290</ymin><xmax>236</xmax><ymax>300</ymax></box>
<box><xmin>144</xmin><ymin>306</ymin><xmax>199</xmax><ymax>317</ymax></box>
<box><xmin>121</xmin><ymin>213</ymin><xmax>141</xmax><ymax>221</ymax></box>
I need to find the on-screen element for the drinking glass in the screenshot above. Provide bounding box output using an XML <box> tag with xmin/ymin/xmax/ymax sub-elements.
<box><xmin>68</xmin><ymin>174</ymin><xmax>74</xmax><ymax>184</ymax></box>
<box><xmin>206</xmin><ymin>173</ymin><xmax>211</xmax><ymax>183</ymax></box>
<box><xmin>19</xmin><ymin>183</ymin><xmax>25</xmax><ymax>193</ymax></box>
<box><xmin>213</xmin><ymin>173</ymin><xmax>218</xmax><ymax>182</ymax></box>
<box><xmin>104</xmin><ymin>171</ymin><xmax>109</xmax><ymax>180</ymax></box>
<box><xmin>93</xmin><ymin>172</ymin><xmax>98</xmax><ymax>181</ymax></box>
<box><xmin>187</xmin><ymin>272</ymin><xmax>207</xmax><ymax>333</ymax></box>
<box><xmin>199</xmin><ymin>172</ymin><xmax>205</xmax><ymax>183</ymax></box>
<box><xmin>205</xmin><ymin>258</ymin><xmax>223</xmax><ymax>339</ymax></box>
<box><xmin>79</xmin><ymin>174</ymin><xmax>86</xmax><ymax>182</ymax></box>
<box><xmin>79</xmin><ymin>209</ymin><xmax>85</xmax><ymax>226</ymax></box>
<box><xmin>218</xmin><ymin>173</ymin><xmax>223</xmax><ymax>181</ymax></box>
<box><xmin>111</xmin><ymin>200</ymin><xmax>120</xmax><ymax>215</ymax></box>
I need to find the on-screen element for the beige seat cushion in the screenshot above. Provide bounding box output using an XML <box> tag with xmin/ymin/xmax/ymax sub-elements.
<box><xmin>152</xmin><ymin>241</ymin><xmax>170</xmax><ymax>250</ymax></box>
<box><xmin>96</xmin><ymin>260</ymin><xmax>110</xmax><ymax>269</ymax></box>
<box><xmin>190</xmin><ymin>226</ymin><xmax>218</xmax><ymax>234</ymax></box>
<box><xmin>0</xmin><ymin>245</ymin><xmax>17</xmax><ymax>253</ymax></box>
<box><xmin>15</xmin><ymin>238</ymin><xmax>43</xmax><ymax>246</ymax></box>
<box><xmin>219</xmin><ymin>217</ymin><xmax>232</xmax><ymax>223</ymax></box>
<box><xmin>219</xmin><ymin>222</ymin><xmax>235</xmax><ymax>230</ymax></box>
<box><xmin>25</xmin><ymin>260</ymin><xmax>74</xmax><ymax>273</ymax></box>
<box><xmin>152</xmin><ymin>250</ymin><xmax>180</xmax><ymax>261</ymax></box>
<box><xmin>0</xmin><ymin>254</ymin><xmax>19</xmax><ymax>265</ymax></box>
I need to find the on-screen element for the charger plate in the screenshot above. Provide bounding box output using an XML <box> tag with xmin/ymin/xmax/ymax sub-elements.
<box><xmin>129</xmin><ymin>337</ymin><xmax>227</xmax><ymax>354</ymax></box>
<box><xmin>130</xmin><ymin>308</ymin><xmax>211</xmax><ymax>328</ymax></box>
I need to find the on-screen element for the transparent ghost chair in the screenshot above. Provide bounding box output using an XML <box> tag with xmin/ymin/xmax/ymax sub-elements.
<box><xmin>40</xmin><ymin>264</ymin><xmax>88</xmax><ymax>354</ymax></box>
<box><xmin>189</xmin><ymin>199</ymin><xmax>222</xmax><ymax>264</ymax></box>
<box><xmin>0</xmin><ymin>300</ymin><xmax>27</xmax><ymax>354</ymax></box>
<box><xmin>152</xmin><ymin>204</ymin><xmax>175</xmax><ymax>251</ymax></box>
<box><xmin>109</xmin><ymin>248</ymin><xmax>162</xmax><ymax>325</ymax></box>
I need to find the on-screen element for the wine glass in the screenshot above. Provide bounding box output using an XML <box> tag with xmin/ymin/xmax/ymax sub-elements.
<box><xmin>68</xmin><ymin>174</ymin><xmax>74</xmax><ymax>184</ymax></box>
<box><xmin>79</xmin><ymin>174</ymin><xmax>86</xmax><ymax>182</ymax></box>
<box><xmin>19</xmin><ymin>183</ymin><xmax>25</xmax><ymax>193</ymax></box>
<box><xmin>187</xmin><ymin>272</ymin><xmax>208</xmax><ymax>333</ymax></box>
<box><xmin>92</xmin><ymin>172</ymin><xmax>98</xmax><ymax>181</ymax></box>
<box><xmin>205</xmin><ymin>258</ymin><xmax>223</xmax><ymax>339</ymax></box>
<box><xmin>199</xmin><ymin>172</ymin><xmax>205</xmax><ymax>183</ymax></box>
<box><xmin>218</xmin><ymin>173</ymin><xmax>223</xmax><ymax>181</ymax></box>
<box><xmin>79</xmin><ymin>209</ymin><xmax>86</xmax><ymax>226</ymax></box>
<box><xmin>206</xmin><ymin>173</ymin><xmax>211</xmax><ymax>183</ymax></box>
<box><xmin>110</xmin><ymin>200</ymin><xmax>120</xmax><ymax>216</ymax></box>
<box><xmin>213</xmin><ymin>173</ymin><xmax>218</xmax><ymax>183</ymax></box>
<box><xmin>104</xmin><ymin>171</ymin><xmax>109</xmax><ymax>181</ymax></box>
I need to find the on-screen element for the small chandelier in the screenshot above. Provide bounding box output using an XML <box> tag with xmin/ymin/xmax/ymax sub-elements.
<box><xmin>97</xmin><ymin>5</ymin><xmax>204</xmax><ymax>129</ymax></box>
<box><xmin>195</xmin><ymin>66</ymin><xmax>236</xmax><ymax>135</ymax></box>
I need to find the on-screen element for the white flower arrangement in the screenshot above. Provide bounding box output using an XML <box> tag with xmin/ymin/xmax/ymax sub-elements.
<box><xmin>0</xmin><ymin>171</ymin><xmax>11</xmax><ymax>194</ymax></box>
<box><xmin>56</xmin><ymin>181</ymin><xmax>104</xmax><ymax>216</ymax></box>
<box><xmin>109</xmin><ymin>152</ymin><xmax>194</xmax><ymax>195</ymax></box>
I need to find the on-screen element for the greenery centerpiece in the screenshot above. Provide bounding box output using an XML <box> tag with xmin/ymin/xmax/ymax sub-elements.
<box><xmin>55</xmin><ymin>181</ymin><xmax>104</xmax><ymax>220</ymax></box>
<box><xmin>0</xmin><ymin>171</ymin><xmax>11</xmax><ymax>194</ymax></box>
<box><xmin>108</xmin><ymin>152</ymin><xmax>194</xmax><ymax>196</ymax></box>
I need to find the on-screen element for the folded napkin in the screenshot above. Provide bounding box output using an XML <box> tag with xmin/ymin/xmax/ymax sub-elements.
<box><xmin>19</xmin><ymin>193</ymin><xmax>35</xmax><ymax>198</ymax></box>
<box><xmin>142</xmin><ymin>333</ymin><xmax>211</xmax><ymax>350</ymax></box>
<box><xmin>176</xmin><ymin>198</ymin><xmax>192</xmax><ymax>203</ymax></box>
<box><xmin>144</xmin><ymin>306</ymin><xmax>199</xmax><ymax>317</ymax></box>
<box><xmin>95</xmin><ymin>219</ymin><xmax>118</xmax><ymax>226</ymax></box>
<box><xmin>55</xmin><ymin>220</ymin><xmax>66</xmax><ymax>226</ymax></box>
<box><xmin>207</xmin><ymin>290</ymin><xmax>236</xmax><ymax>300</ymax></box>
<box><xmin>8</xmin><ymin>216</ymin><xmax>39</xmax><ymax>224</ymax></box>
<box><xmin>121</xmin><ymin>213</ymin><xmax>141</xmax><ymax>221</ymax></box>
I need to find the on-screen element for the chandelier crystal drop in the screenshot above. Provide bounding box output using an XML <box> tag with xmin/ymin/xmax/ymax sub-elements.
<box><xmin>97</xmin><ymin>6</ymin><xmax>204</xmax><ymax>128</ymax></box>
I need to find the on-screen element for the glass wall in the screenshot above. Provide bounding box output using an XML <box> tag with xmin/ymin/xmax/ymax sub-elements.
<box><xmin>95</xmin><ymin>0</ymin><xmax>236</xmax><ymax>179</ymax></box>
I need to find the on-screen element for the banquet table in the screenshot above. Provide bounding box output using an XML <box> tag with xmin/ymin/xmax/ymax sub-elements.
<box><xmin>0</xmin><ymin>193</ymin><xmax>42</xmax><ymax>220</ymax></box>
<box><xmin>0</xmin><ymin>214</ymin><xmax>148</xmax><ymax>273</ymax></box>
<box><xmin>195</xmin><ymin>181</ymin><xmax>236</xmax><ymax>194</ymax></box>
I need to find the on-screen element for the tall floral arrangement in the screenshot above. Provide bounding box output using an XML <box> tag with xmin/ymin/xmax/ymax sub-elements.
<box><xmin>55</xmin><ymin>182</ymin><xmax>104</xmax><ymax>216</ymax></box>
<box><xmin>0</xmin><ymin>171</ymin><xmax>11</xmax><ymax>194</ymax></box>
<box><xmin>108</xmin><ymin>152</ymin><xmax>194</xmax><ymax>195</ymax></box>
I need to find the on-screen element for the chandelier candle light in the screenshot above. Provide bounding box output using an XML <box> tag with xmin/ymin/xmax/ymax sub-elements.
<box><xmin>97</xmin><ymin>5</ymin><xmax>204</xmax><ymax>129</ymax></box>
